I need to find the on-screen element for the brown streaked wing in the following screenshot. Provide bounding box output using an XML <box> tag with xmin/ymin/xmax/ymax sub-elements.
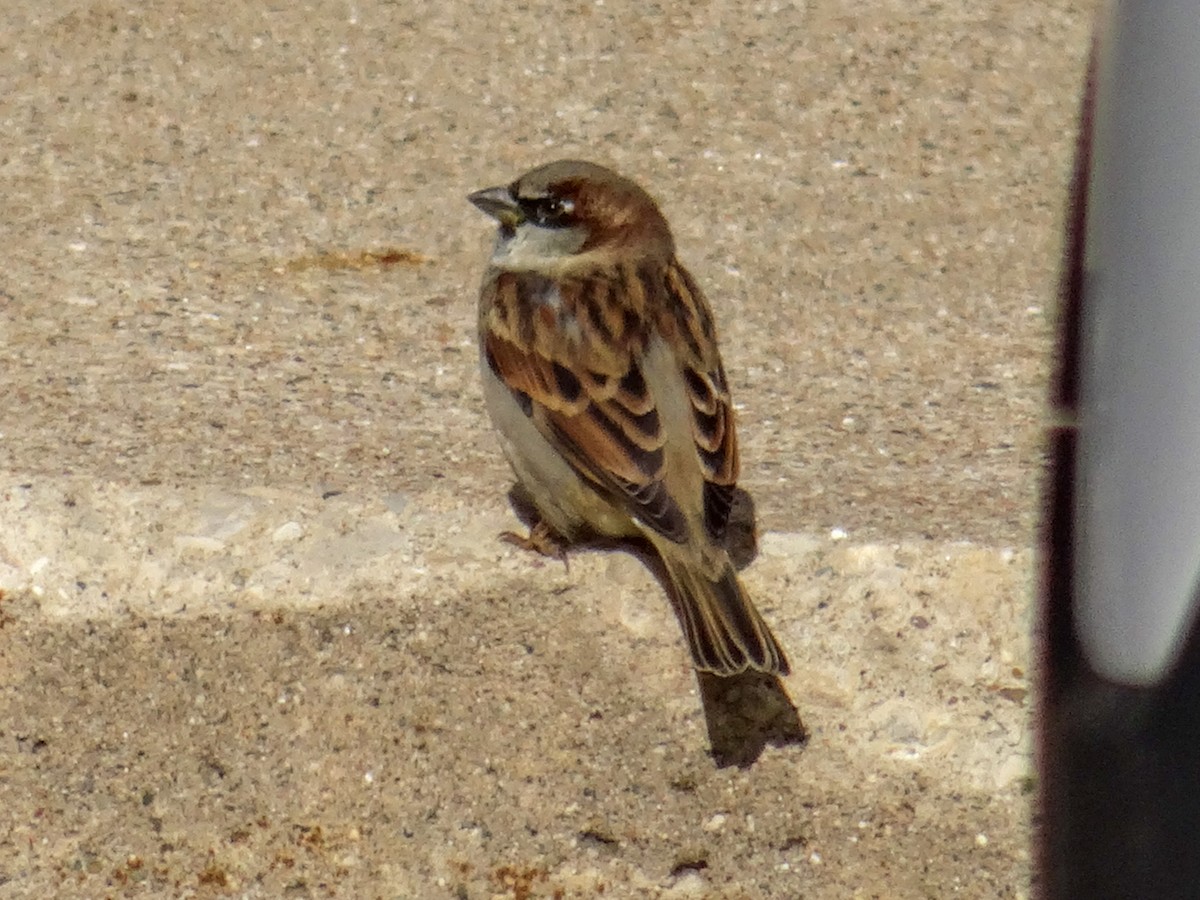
<box><xmin>660</xmin><ymin>260</ymin><xmax>741</xmax><ymax>540</ymax></box>
<box><xmin>482</xmin><ymin>301</ymin><xmax>689</xmax><ymax>543</ymax></box>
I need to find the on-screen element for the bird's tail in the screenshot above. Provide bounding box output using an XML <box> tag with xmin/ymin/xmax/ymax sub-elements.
<box><xmin>661</xmin><ymin>552</ymin><xmax>790</xmax><ymax>676</ymax></box>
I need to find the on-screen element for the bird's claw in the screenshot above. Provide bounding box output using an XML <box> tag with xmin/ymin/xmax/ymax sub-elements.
<box><xmin>500</xmin><ymin>521</ymin><xmax>569</xmax><ymax>569</ymax></box>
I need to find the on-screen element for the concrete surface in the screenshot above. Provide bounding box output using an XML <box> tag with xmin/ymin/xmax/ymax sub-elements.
<box><xmin>0</xmin><ymin>0</ymin><xmax>1092</xmax><ymax>897</ymax></box>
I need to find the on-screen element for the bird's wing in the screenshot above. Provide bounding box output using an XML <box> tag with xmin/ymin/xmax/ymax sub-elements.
<box><xmin>656</xmin><ymin>260</ymin><xmax>740</xmax><ymax>541</ymax></box>
<box><xmin>484</xmin><ymin>263</ymin><xmax>743</xmax><ymax>545</ymax></box>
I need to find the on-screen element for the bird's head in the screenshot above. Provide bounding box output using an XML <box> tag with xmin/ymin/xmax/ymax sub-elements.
<box><xmin>469</xmin><ymin>159</ymin><xmax>675</xmax><ymax>274</ymax></box>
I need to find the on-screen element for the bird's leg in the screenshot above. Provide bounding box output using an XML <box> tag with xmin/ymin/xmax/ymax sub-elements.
<box><xmin>500</xmin><ymin>518</ymin><xmax>569</xmax><ymax>568</ymax></box>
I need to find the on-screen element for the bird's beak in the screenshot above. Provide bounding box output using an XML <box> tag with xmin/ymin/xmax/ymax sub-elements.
<box><xmin>468</xmin><ymin>185</ymin><xmax>523</xmax><ymax>227</ymax></box>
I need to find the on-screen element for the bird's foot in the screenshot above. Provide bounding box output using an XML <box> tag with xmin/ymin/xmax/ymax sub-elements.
<box><xmin>500</xmin><ymin>519</ymin><xmax>569</xmax><ymax>569</ymax></box>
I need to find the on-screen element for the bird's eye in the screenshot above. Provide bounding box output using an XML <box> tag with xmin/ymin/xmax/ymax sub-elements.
<box><xmin>521</xmin><ymin>195</ymin><xmax>575</xmax><ymax>228</ymax></box>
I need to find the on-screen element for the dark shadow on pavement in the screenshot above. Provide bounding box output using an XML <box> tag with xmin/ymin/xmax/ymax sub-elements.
<box><xmin>505</xmin><ymin>482</ymin><xmax>806</xmax><ymax>768</ymax></box>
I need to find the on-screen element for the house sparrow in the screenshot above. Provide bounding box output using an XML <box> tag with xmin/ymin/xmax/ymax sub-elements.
<box><xmin>468</xmin><ymin>159</ymin><xmax>789</xmax><ymax>677</ymax></box>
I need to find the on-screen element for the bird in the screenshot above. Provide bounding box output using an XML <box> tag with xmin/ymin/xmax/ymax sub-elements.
<box><xmin>468</xmin><ymin>159</ymin><xmax>789</xmax><ymax>677</ymax></box>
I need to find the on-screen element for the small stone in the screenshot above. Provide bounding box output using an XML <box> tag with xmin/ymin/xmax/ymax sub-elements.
<box><xmin>272</xmin><ymin>521</ymin><xmax>303</xmax><ymax>543</ymax></box>
<box><xmin>664</xmin><ymin>871</ymin><xmax>707</xmax><ymax>896</ymax></box>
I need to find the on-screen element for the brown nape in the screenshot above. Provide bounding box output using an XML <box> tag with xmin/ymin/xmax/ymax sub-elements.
<box><xmin>567</xmin><ymin>176</ymin><xmax>674</xmax><ymax>257</ymax></box>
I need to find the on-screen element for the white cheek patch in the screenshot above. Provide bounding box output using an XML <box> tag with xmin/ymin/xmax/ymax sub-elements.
<box><xmin>491</xmin><ymin>223</ymin><xmax>587</xmax><ymax>270</ymax></box>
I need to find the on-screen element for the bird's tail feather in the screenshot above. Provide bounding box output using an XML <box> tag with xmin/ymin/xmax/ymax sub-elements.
<box><xmin>662</xmin><ymin>554</ymin><xmax>790</xmax><ymax>676</ymax></box>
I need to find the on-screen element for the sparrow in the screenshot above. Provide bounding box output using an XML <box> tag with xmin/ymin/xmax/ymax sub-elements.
<box><xmin>468</xmin><ymin>159</ymin><xmax>789</xmax><ymax>677</ymax></box>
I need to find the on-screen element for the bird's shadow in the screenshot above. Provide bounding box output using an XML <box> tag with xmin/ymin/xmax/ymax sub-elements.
<box><xmin>506</xmin><ymin>484</ymin><xmax>808</xmax><ymax>769</ymax></box>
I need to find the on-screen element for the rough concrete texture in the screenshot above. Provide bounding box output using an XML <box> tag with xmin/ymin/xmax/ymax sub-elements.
<box><xmin>1</xmin><ymin>1</ymin><xmax>1092</xmax><ymax>897</ymax></box>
